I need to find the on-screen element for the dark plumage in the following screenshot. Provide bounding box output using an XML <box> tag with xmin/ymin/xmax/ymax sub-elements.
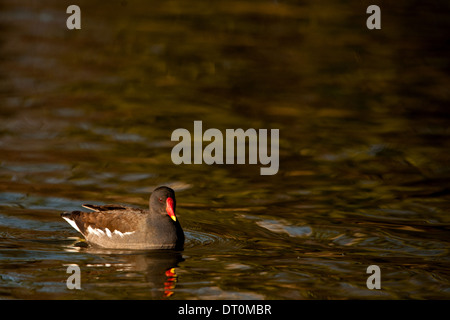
<box><xmin>61</xmin><ymin>186</ymin><xmax>184</xmax><ymax>250</ymax></box>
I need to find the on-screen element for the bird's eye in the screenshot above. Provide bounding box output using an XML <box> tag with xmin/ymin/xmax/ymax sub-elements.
<box><xmin>158</xmin><ymin>197</ymin><xmax>163</xmax><ymax>202</ymax></box>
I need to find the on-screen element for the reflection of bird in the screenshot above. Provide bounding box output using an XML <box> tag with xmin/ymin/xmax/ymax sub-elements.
<box><xmin>164</xmin><ymin>268</ymin><xmax>178</xmax><ymax>298</ymax></box>
<box><xmin>114</xmin><ymin>250</ymin><xmax>184</xmax><ymax>299</ymax></box>
<box><xmin>141</xmin><ymin>251</ymin><xmax>184</xmax><ymax>299</ymax></box>
<box><xmin>78</xmin><ymin>249</ymin><xmax>185</xmax><ymax>299</ymax></box>
<box><xmin>140</xmin><ymin>252</ymin><xmax>184</xmax><ymax>299</ymax></box>
<box><xmin>61</xmin><ymin>186</ymin><xmax>184</xmax><ymax>250</ymax></box>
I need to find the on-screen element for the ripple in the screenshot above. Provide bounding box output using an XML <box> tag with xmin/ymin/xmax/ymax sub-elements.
<box><xmin>255</xmin><ymin>219</ymin><xmax>312</xmax><ymax>238</ymax></box>
<box><xmin>182</xmin><ymin>226</ymin><xmax>249</xmax><ymax>253</ymax></box>
<box><xmin>58</xmin><ymin>229</ymin><xmax>238</xmax><ymax>253</ymax></box>
<box><xmin>183</xmin><ymin>230</ymin><xmax>230</xmax><ymax>249</ymax></box>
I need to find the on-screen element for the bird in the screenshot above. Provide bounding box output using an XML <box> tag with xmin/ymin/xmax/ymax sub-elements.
<box><xmin>61</xmin><ymin>186</ymin><xmax>184</xmax><ymax>250</ymax></box>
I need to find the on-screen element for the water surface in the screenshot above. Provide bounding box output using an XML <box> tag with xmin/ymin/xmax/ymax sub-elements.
<box><xmin>0</xmin><ymin>0</ymin><xmax>449</xmax><ymax>299</ymax></box>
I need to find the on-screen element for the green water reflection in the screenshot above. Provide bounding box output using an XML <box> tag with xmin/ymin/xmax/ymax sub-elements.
<box><xmin>0</xmin><ymin>0</ymin><xmax>449</xmax><ymax>299</ymax></box>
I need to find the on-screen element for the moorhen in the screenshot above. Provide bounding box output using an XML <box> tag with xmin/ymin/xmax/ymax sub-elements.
<box><xmin>61</xmin><ymin>186</ymin><xmax>184</xmax><ymax>250</ymax></box>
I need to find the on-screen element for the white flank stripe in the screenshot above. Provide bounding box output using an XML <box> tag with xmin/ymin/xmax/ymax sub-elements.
<box><xmin>85</xmin><ymin>225</ymin><xmax>134</xmax><ymax>238</ymax></box>
<box><xmin>113</xmin><ymin>230</ymin><xmax>135</xmax><ymax>238</ymax></box>
<box><xmin>87</xmin><ymin>226</ymin><xmax>97</xmax><ymax>236</ymax></box>
<box><xmin>87</xmin><ymin>225</ymin><xmax>106</xmax><ymax>237</ymax></box>
<box><xmin>62</xmin><ymin>217</ymin><xmax>81</xmax><ymax>233</ymax></box>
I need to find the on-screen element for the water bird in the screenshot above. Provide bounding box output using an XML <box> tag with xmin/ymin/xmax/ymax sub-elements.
<box><xmin>61</xmin><ymin>186</ymin><xmax>184</xmax><ymax>250</ymax></box>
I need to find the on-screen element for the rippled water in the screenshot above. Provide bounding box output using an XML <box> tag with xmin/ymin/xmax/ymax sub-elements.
<box><xmin>1</xmin><ymin>0</ymin><xmax>450</xmax><ymax>299</ymax></box>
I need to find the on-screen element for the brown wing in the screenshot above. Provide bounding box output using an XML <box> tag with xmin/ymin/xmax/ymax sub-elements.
<box><xmin>82</xmin><ymin>204</ymin><xmax>129</xmax><ymax>212</ymax></box>
<box><xmin>62</xmin><ymin>207</ymin><xmax>145</xmax><ymax>235</ymax></box>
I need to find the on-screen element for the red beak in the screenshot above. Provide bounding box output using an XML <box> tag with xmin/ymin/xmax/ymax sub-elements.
<box><xmin>166</xmin><ymin>197</ymin><xmax>176</xmax><ymax>222</ymax></box>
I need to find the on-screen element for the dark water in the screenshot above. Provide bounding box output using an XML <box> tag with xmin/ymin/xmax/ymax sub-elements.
<box><xmin>1</xmin><ymin>0</ymin><xmax>449</xmax><ymax>299</ymax></box>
